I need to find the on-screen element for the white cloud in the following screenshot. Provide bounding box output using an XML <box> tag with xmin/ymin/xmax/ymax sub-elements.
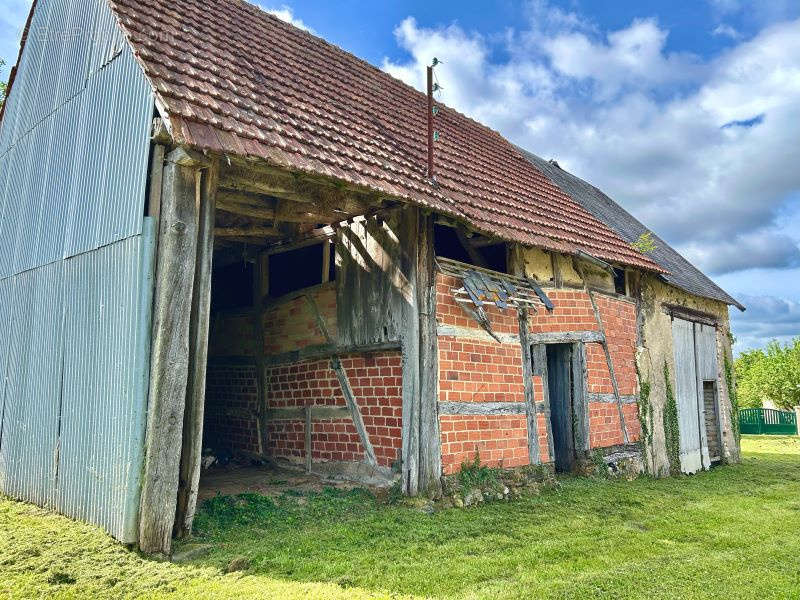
<box><xmin>380</xmin><ymin>13</ymin><xmax>800</xmax><ymax>279</ymax></box>
<box><xmin>731</xmin><ymin>294</ymin><xmax>800</xmax><ymax>352</ymax></box>
<box><xmin>258</xmin><ymin>4</ymin><xmax>314</xmax><ymax>33</ymax></box>
<box><xmin>541</xmin><ymin>18</ymin><xmax>704</xmax><ymax>95</ymax></box>
<box><xmin>712</xmin><ymin>24</ymin><xmax>741</xmax><ymax>39</ymax></box>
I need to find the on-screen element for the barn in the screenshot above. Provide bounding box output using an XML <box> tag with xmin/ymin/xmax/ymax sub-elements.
<box><xmin>0</xmin><ymin>0</ymin><xmax>743</xmax><ymax>555</ymax></box>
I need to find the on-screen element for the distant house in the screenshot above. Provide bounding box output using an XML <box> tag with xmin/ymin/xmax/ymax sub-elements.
<box><xmin>0</xmin><ymin>0</ymin><xmax>743</xmax><ymax>554</ymax></box>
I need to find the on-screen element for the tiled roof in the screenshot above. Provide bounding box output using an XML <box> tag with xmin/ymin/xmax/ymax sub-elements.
<box><xmin>106</xmin><ymin>0</ymin><xmax>664</xmax><ymax>272</ymax></box>
<box><xmin>519</xmin><ymin>149</ymin><xmax>745</xmax><ymax>310</ymax></box>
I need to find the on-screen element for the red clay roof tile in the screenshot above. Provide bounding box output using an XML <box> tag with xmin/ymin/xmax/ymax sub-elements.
<box><xmin>108</xmin><ymin>0</ymin><xmax>665</xmax><ymax>272</ymax></box>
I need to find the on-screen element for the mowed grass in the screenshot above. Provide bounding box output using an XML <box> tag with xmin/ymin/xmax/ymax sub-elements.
<box><xmin>2</xmin><ymin>436</ymin><xmax>800</xmax><ymax>599</ymax></box>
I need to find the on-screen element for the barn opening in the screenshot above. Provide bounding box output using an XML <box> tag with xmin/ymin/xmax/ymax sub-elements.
<box><xmin>198</xmin><ymin>229</ymin><xmax>340</xmax><ymax>495</ymax></box>
<box><xmin>546</xmin><ymin>343</ymin><xmax>576</xmax><ymax>473</ymax></box>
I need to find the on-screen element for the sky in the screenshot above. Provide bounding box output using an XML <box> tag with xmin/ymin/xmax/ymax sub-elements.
<box><xmin>2</xmin><ymin>0</ymin><xmax>799</xmax><ymax>353</ymax></box>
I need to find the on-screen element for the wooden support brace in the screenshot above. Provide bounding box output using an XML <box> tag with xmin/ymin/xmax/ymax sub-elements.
<box><xmin>305</xmin><ymin>294</ymin><xmax>377</xmax><ymax>467</ymax></box>
<box><xmin>305</xmin><ymin>405</ymin><xmax>313</xmax><ymax>473</ymax></box>
<box><xmin>531</xmin><ymin>343</ymin><xmax>555</xmax><ymax>464</ymax></box>
<box><xmin>518</xmin><ymin>308</ymin><xmax>540</xmax><ymax>464</ymax></box>
<box><xmin>417</xmin><ymin>212</ymin><xmax>442</xmax><ymax>495</ymax></box>
<box><xmin>574</xmin><ymin>262</ymin><xmax>630</xmax><ymax>444</ymax></box>
<box><xmin>174</xmin><ymin>158</ymin><xmax>219</xmax><ymax>539</ymax></box>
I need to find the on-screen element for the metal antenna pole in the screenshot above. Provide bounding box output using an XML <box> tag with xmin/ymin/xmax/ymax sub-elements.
<box><xmin>427</xmin><ymin>65</ymin><xmax>434</xmax><ymax>179</ymax></box>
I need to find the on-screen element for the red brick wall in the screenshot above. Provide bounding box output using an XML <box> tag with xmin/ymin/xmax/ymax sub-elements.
<box><xmin>203</xmin><ymin>362</ymin><xmax>261</xmax><ymax>454</ymax></box>
<box><xmin>434</xmin><ymin>272</ymin><xmax>640</xmax><ymax>475</ymax></box>
<box><xmin>262</xmin><ymin>283</ymin><xmax>337</xmax><ymax>355</ymax></box>
<box><xmin>436</xmin><ymin>274</ymin><xmax>529</xmax><ymax>474</ymax></box>
<box><xmin>440</xmin><ymin>415</ymin><xmax>529</xmax><ymax>473</ymax></box>
<box><xmin>589</xmin><ymin>402</ymin><xmax>641</xmax><ymax>448</ymax></box>
<box><xmin>265</xmin><ymin>352</ymin><xmax>403</xmax><ymax>468</ymax></box>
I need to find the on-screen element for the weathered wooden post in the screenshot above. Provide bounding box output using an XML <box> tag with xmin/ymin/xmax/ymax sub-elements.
<box><xmin>175</xmin><ymin>157</ymin><xmax>219</xmax><ymax>538</ymax></box>
<box><xmin>417</xmin><ymin>211</ymin><xmax>442</xmax><ymax>495</ymax></box>
<box><xmin>139</xmin><ymin>147</ymin><xmax>209</xmax><ymax>555</ymax></box>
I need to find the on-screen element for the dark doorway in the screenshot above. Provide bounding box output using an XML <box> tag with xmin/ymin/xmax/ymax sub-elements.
<box><xmin>547</xmin><ymin>344</ymin><xmax>575</xmax><ymax>472</ymax></box>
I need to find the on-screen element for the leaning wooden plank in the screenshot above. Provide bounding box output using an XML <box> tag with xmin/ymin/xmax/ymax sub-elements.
<box><xmin>574</xmin><ymin>262</ymin><xmax>630</xmax><ymax>445</ymax></box>
<box><xmin>305</xmin><ymin>294</ymin><xmax>378</xmax><ymax>467</ymax></box>
<box><xmin>175</xmin><ymin>158</ymin><xmax>219</xmax><ymax>539</ymax></box>
<box><xmin>518</xmin><ymin>307</ymin><xmax>540</xmax><ymax>465</ymax></box>
<box><xmin>139</xmin><ymin>147</ymin><xmax>205</xmax><ymax>556</ymax></box>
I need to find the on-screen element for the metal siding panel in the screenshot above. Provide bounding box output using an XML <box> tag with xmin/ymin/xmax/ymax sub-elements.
<box><xmin>671</xmin><ymin>318</ymin><xmax>702</xmax><ymax>474</ymax></box>
<box><xmin>0</xmin><ymin>262</ymin><xmax>64</xmax><ymax>506</ymax></box>
<box><xmin>64</xmin><ymin>46</ymin><xmax>151</xmax><ymax>258</ymax></box>
<box><xmin>1</xmin><ymin>0</ymin><xmax>153</xmax><ymax>275</ymax></box>
<box><xmin>0</xmin><ymin>0</ymin><xmax>155</xmax><ymax>543</ymax></box>
<box><xmin>58</xmin><ymin>233</ymin><xmax>153</xmax><ymax>542</ymax></box>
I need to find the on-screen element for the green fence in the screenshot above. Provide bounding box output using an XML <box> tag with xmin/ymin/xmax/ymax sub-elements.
<box><xmin>739</xmin><ymin>408</ymin><xmax>798</xmax><ymax>435</ymax></box>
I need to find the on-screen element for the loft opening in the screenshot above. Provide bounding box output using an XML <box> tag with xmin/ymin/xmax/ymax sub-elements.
<box><xmin>433</xmin><ymin>221</ymin><xmax>508</xmax><ymax>273</ymax></box>
<box><xmin>267</xmin><ymin>238</ymin><xmax>336</xmax><ymax>298</ymax></box>
<box><xmin>612</xmin><ymin>267</ymin><xmax>627</xmax><ymax>296</ymax></box>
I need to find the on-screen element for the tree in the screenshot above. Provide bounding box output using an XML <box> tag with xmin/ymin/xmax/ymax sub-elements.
<box><xmin>1</xmin><ymin>58</ymin><xmax>7</xmax><ymax>104</ymax></box>
<box><xmin>735</xmin><ymin>338</ymin><xmax>800</xmax><ymax>410</ymax></box>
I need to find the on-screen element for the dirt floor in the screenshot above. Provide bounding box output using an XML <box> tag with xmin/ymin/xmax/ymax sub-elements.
<box><xmin>198</xmin><ymin>464</ymin><xmax>362</xmax><ymax>502</ymax></box>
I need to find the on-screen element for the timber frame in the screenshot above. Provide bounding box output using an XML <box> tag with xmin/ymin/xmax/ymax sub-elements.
<box><xmin>137</xmin><ymin>120</ymin><xmax>444</xmax><ymax>553</ymax></box>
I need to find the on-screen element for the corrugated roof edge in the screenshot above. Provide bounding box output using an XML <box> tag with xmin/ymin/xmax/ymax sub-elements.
<box><xmin>518</xmin><ymin>147</ymin><xmax>745</xmax><ymax>312</ymax></box>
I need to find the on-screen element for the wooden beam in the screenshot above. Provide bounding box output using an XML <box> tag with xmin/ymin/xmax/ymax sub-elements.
<box><xmin>438</xmin><ymin>401</ymin><xmax>526</xmax><ymax>415</ymax></box>
<box><xmin>147</xmin><ymin>144</ymin><xmax>165</xmax><ymax>224</ymax></box>
<box><xmin>265</xmin><ymin>226</ymin><xmax>335</xmax><ymax>255</ymax></box>
<box><xmin>518</xmin><ymin>307</ymin><xmax>540</xmax><ymax>465</ymax></box>
<box><xmin>417</xmin><ymin>212</ymin><xmax>442</xmax><ymax>495</ymax></box>
<box><xmin>219</xmin><ymin>169</ymin><xmax>310</xmax><ymax>202</ymax></box>
<box><xmin>139</xmin><ymin>148</ymin><xmax>202</xmax><ymax>556</ymax></box>
<box><xmin>455</xmin><ymin>226</ymin><xmax>488</xmax><ymax>268</ymax></box>
<box><xmin>532</xmin><ymin>343</ymin><xmax>555</xmax><ymax>464</ymax></box>
<box><xmin>214</xmin><ymin>226</ymin><xmax>283</xmax><ymax>238</ymax></box>
<box><xmin>574</xmin><ymin>262</ymin><xmax>629</xmax><ymax>444</ymax></box>
<box><xmin>321</xmin><ymin>240</ymin><xmax>331</xmax><ymax>284</ymax></box>
<box><xmin>253</xmin><ymin>252</ymin><xmax>270</xmax><ymax>459</ymax></box>
<box><xmin>305</xmin><ymin>294</ymin><xmax>377</xmax><ymax>467</ymax></box>
<box><xmin>175</xmin><ymin>158</ymin><xmax>219</xmax><ymax>538</ymax></box>
<box><xmin>305</xmin><ymin>405</ymin><xmax>313</xmax><ymax>473</ymax></box>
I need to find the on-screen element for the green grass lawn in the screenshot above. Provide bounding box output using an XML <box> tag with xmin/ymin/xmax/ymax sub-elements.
<box><xmin>2</xmin><ymin>435</ymin><xmax>800</xmax><ymax>599</ymax></box>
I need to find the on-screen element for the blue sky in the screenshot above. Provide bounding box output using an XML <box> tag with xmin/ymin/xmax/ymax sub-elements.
<box><xmin>2</xmin><ymin>0</ymin><xmax>799</xmax><ymax>352</ymax></box>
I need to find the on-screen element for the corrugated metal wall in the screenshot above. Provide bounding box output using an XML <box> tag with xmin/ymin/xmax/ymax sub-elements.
<box><xmin>0</xmin><ymin>0</ymin><xmax>155</xmax><ymax>543</ymax></box>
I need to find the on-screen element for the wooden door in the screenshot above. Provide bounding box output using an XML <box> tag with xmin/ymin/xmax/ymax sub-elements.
<box><xmin>547</xmin><ymin>344</ymin><xmax>575</xmax><ymax>473</ymax></box>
